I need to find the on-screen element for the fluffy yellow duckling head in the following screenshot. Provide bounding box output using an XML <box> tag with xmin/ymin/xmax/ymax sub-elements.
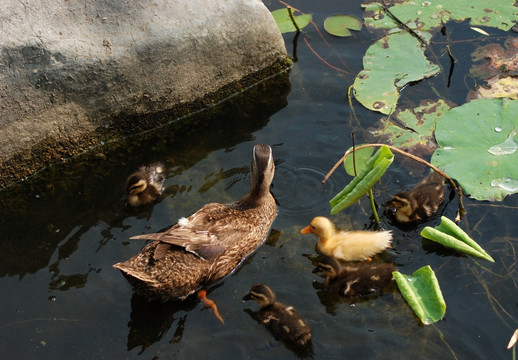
<box><xmin>300</xmin><ymin>216</ymin><xmax>336</xmax><ymax>240</ymax></box>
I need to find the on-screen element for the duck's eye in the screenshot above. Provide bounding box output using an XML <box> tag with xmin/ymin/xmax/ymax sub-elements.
<box><xmin>310</xmin><ymin>225</ymin><xmax>316</xmax><ymax>230</ymax></box>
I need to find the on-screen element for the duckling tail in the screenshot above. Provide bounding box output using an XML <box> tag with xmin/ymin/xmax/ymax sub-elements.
<box><xmin>197</xmin><ymin>289</ymin><xmax>224</xmax><ymax>324</ymax></box>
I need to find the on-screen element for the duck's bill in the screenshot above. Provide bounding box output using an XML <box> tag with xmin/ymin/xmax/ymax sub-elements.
<box><xmin>300</xmin><ymin>226</ymin><xmax>312</xmax><ymax>234</ymax></box>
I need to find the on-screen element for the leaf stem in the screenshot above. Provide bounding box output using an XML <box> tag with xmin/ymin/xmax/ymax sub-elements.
<box><xmin>368</xmin><ymin>188</ymin><xmax>380</xmax><ymax>223</ymax></box>
<box><xmin>322</xmin><ymin>143</ymin><xmax>465</xmax><ymax>221</ymax></box>
<box><xmin>287</xmin><ymin>7</ymin><xmax>301</xmax><ymax>33</ymax></box>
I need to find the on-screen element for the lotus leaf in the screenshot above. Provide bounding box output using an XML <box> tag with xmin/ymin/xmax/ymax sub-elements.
<box><xmin>363</xmin><ymin>0</ymin><xmax>518</xmax><ymax>32</ymax></box>
<box><xmin>368</xmin><ymin>100</ymin><xmax>451</xmax><ymax>157</ymax></box>
<box><xmin>330</xmin><ymin>146</ymin><xmax>393</xmax><ymax>214</ymax></box>
<box><xmin>421</xmin><ymin>216</ymin><xmax>495</xmax><ymax>262</ymax></box>
<box><xmin>323</xmin><ymin>14</ymin><xmax>362</xmax><ymax>37</ymax></box>
<box><xmin>393</xmin><ymin>265</ymin><xmax>446</xmax><ymax>325</ymax></box>
<box><xmin>353</xmin><ymin>32</ymin><xmax>440</xmax><ymax>115</ymax></box>
<box><xmin>272</xmin><ymin>8</ymin><xmax>312</xmax><ymax>33</ymax></box>
<box><xmin>431</xmin><ymin>98</ymin><xmax>518</xmax><ymax>201</ymax></box>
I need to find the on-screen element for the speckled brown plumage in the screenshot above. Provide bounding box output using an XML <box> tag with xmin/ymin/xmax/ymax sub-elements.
<box><xmin>313</xmin><ymin>256</ymin><xmax>395</xmax><ymax>297</ymax></box>
<box><xmin>386</xmin><ymin>171</ymin><xmax>445</xmax><ymax>224</ymax></box>
<box><xmin>113</xmin><ymin>144</ymin><xmax>277</xmax><ymax>301</ymax></box>
<box><xmin>244</xmin><ymin>284</ymin><xmax>312</xmax><ymax>346</ymax></box>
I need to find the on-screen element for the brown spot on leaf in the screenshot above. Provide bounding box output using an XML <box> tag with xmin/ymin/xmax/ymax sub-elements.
<box><xmin>372</xmin><ymin>101</ymin><xmax>385</xmax><ymax>109</ymax></box>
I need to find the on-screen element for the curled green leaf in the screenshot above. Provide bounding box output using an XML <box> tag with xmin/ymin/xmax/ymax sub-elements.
<box><xmin>330</xmin><ymin>145</ymin><xmax>393</xmax><ymax>214</ymax></box>
<box><xmin>421</xmin><ymin>216</ymin><xmax>494</xmax><ymax>262</ymax></box>
<box><xmin>343</xmin><ymin>146</ymin><xmax>375</xmax><ymax>176</ymax></box>
<box><xmin>393</xmin><ymin>265</ymin><xmax>446</xmax><ymax>325</ymax></box>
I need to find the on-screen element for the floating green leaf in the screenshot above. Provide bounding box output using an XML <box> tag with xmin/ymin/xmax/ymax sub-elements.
<box><xmin>363</xmin><ymin>0</ymin><xmax>518</xmax><ymax>32</ymax></box>
<box><xmin>323</xmin><ymin>14</ymin><xmax>362</xmax><ymax>37</ymax></box>
<box><xmin>330</xmin><ymin>145</ymin><xmax>393</xmax><ymax>214</ymax></box>
<box><xmin>431</xmin><ymin>98</ymin><xmax>518</xmax><ymax>201</ymax></box>
<box><xmin>343</xmin><ymin>146</ymin><xmax>374</xmax><ymax>176</ymax></box>
<box><xmin>368</xmin><ymin>100</ymin><xmax>451</xmax><ymax>156</ymax></box>
<box><xmin>353</xmin><ymin>31</ymin><xmax>440</xmax><ymax>115</ymax></box>
<box><xmin>393</xmin><ymin>265</ymin><xmax>446</xmax><ymax>325</ymax></box>
<box><xmin>421</xmin><ymin>216</ymin><xmax>495</xmax><ymax>262</ymax></box>
<box><xmin>272</xmin><ymin>8</ymin><xmax>312</xmax><ymax>33</ymax></box>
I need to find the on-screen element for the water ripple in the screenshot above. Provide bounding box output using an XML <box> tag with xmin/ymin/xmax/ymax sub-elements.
<box><xmin>273</xmin><ymin>163</ymin><xmax>340</xmax><ymax>217</ymax></box>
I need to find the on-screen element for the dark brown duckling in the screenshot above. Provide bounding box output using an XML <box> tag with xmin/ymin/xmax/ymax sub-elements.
<box><xmin>243</xmin><ymin>284</ymin><xmax>312</xmax><ymax>347</ymax></box>
<box><xmin>313</xmin><ymin>256</ymin><xmax>395</xmax><ymax>297</ymax></box>
<box><xmin>386</xmin><ymin>171</ymin><xmax>445</xmax><ymax>224</ymax></box>
<box><xmin>113</xmin><ymin>145</ymin><xmax>277</xmax><ymax>323</ymax></box>
<box><xmin>126</xmin><ymin>163</ymin><xmax>165</xmax><ymax>206</ymax></box>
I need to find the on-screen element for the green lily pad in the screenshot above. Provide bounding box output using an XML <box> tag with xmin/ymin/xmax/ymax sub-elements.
<box><xmin>431</xmin><ymin>98</ymin><xmax>518</xmax><ymax>201</ymax></box>
<box><xmin>343</xmin><ymin>146</ymin><xmax>375</xmax><ymax>176</ymax></box>
<box><xmin>353</xmin><ymin>31</ymin><xmax>440</xmax><ymax>115</ymax></box>
<box><xmin>363</xmin><ymin>0</ymin><xmax>518</xmax><ymax>32</ymax></box>
<box><xmin>368</xmin><ymin>100</ymin><xmax>451</xmax><ymax>156</ymax></box>
<box><xmin>323</xmin><ymin>14</ymin><xmax>362</xmax><ymax>37</ymax></box>
<box><xmin>272</xmin><ymin>8</ymin><xmax>312</xmax><ymax>33</ymax></box>
<box><xmin>330</xmin><ymin>145</ymin><xmax>393</xmax><ymax>214</ymax></box>
<box><xmin>421</xmin><ymin>216</ymin><xmax>495</xmax><ymax>262</ymax></box>
<box><xmin>393</xmin><ymin>265</ymin><xmax>446</xmax><ymax>325</ymax></box>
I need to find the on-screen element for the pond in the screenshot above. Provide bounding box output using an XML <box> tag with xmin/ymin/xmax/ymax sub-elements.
<box><xmin>1</xmin><ymin>0</ymin><xmax>517</xmax><ymax>359</ymax></box>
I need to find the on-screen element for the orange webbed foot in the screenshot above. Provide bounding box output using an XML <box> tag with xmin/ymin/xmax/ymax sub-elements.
<box><xmin>197</xmin><ymin>289</ymin><xmax>224</xmax><ymax>324</ymax></box>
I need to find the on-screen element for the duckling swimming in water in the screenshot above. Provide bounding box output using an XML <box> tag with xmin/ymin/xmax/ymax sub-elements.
<box><xmin>126</xmin><ymin>163</ymin><xmax>165</xmax><ymax>207</ymax></box>
<box><xmin>313</xmin><ymin>256</ymin><xmax>395</xmax><ymax>297</ymax></box>
<box><xmin>300</xmin><ymin>217</ymin><xmax>392</xmax><ymax>261</ymax></box>
<box><xmin>386</xmin><ymin>170</ymin><xmax>445</xmax><ymax>224</ymax></box>
<box><xmin>243</xmin><ymin>284</ymin><xmax>312</xmax><ymax>347</ymax></box>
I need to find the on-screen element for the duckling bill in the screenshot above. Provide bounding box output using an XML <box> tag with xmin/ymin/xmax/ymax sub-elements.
<box><xmin>113</xmin><ymin>145</ymin><xmax>277</xmax><ymax>323</ymax></box>
<box><xmin>300</xmin><ymin>216</ymin><xmax>392</xmax><ymax>261</ymax></box>
<box><xmin>313</xmin><ymin>256</ymin><xmax>395</xmax><ymax>297</ymax></box>
<box><xmin>243</xmin><ymin>284</ymin><xmax>312</xmax><ymax>347</ymax></box>
<box><xmin>386</xmin><ymin>171</ymin><xmax>445</xmax><ymax>224</ymax></box>
<box><xmin>126</xmin><ymin>162</ymin><xmax>165</xmax><ymax>207</ymax></box>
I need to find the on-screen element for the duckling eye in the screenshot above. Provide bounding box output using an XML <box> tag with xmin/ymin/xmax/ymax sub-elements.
<box><xmin>310</xmin><ymin>225</ymin><xmax>316</xmax><ymax>230</ymax></box>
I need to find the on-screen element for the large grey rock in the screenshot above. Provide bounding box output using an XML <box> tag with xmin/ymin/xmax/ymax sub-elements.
<box><xmin>0</xmin><ymin>0</ymin><xmax>289</xmax><ymax>188</ymax></box>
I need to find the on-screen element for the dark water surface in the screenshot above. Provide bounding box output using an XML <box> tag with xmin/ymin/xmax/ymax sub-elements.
<box><xmin>1</xmin><ymin>1</ymin><xmax>517</xmax><ymax>359</ymax></box>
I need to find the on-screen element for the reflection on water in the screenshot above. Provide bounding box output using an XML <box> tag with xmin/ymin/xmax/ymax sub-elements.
<box><xmin>1</xmin><ymin>5</ymin><xmax>518</xmax><ymax>360</ymax></box>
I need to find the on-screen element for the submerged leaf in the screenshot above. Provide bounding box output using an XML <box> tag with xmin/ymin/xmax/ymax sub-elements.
<box><xmin>323</xmin><ymin>14</ymin><xmax>362</xmax><ymax>37</ymax></box>
<box><xmin>367</xmin><ymin>100</ymin><xmax>451</xmax><ymax>157</ymax></box>
<box><xmin>393</xmin><ymin>265</ymin><xmax>446</xmax><ymax>325</ymax></box>
<box><xmin>330</xmin><ymin>146</ymin><xmax>393</xmax><ymax>214</ymax></box>
<box><xmin>272</xmin><ymin>8</ymin><xmax>312</xmax><ymax>33</ymax></box>
<box><xmin>353</xmin><ymin>32</ymin><xmax>440</xmax><ymax>115</ymax></box>
<box><xmin>421</xmin><ymin>216</ymin><xmax>495</xmax><ymax>262</ymax></box>
<box><xmin>431</xmin><ymin>98</ymin><xmax>518</xmax><ymax>200</ymax></box>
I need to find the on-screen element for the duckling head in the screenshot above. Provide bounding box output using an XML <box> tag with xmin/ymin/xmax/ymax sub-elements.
<box><xmin>312</xmin><ymin>256</ymin><xmax>341</xmax><ymax>279</ymax></box>
<box><xmin>126</xmin><ymin>173</ymin><xmax>148</xmax><ymax>196</ymax></box>
<box><xmin>300</xmin><ymin>216</ymin><xmax>336</xmax><ymax>240</ymax></box>
<box><xmin>386</xmin><ymin>194</ymin><xmax>415</xmax><ymax>223</ymax></box>
<box><xmin>243</xmin><ymin>284</ymin><xmax>276</xmax><ymax>308</ymax></box>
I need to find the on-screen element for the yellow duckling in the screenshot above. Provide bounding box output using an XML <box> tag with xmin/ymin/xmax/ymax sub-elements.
<box><xmin>243</xmin><ymin>284</ymin><xmax>312</xmax><ymax>347</ymax></box>
<box><xmin>386</xmin><ymin>171</ymin><xmax>445</xmax><ymax>224</ymax></box>
<box><xmin>300</xmin><ymin>216</ymin><xmax>392</xmax><ymax>261</ymax></box>
<box><xmin>313</xmin><ymin>256</ymin><xmax>395</xmax><ymax>297</ymax></box>
<box><xmin>126</xmin><ymin>163</ymin><xmax>165</xmax><ymax>207</ymax></box>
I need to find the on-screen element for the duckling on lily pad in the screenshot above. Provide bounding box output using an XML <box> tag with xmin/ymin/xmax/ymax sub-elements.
<box><xmin>243</xmin><ymin>284</ymin><xmax>312</xmax><ymax>347</ymax></box>
<box><xmin>313</xmin><ymin>256</ymin><xmax>395</xmax><ymax>298</ymax></box>
<box><xmin>300</xmin><ymin>217</ymin><xmax>392</xmax><ymax>261</ymax></box>
<box><xmin>126</xmin><ymin>163</ymin><xmax>166</xmax><ymax>207</ymax></box>
<box><xmin>386</xmin><ymin>171</ymin><xmax>445</xmax><ymax>225</ymax></box>
<box><xmin>113</xmin><ymin>145</ymin><xmax>277</xmax><ymax>323</ymax></box>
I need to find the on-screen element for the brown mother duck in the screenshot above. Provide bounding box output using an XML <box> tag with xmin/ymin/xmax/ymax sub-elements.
<box><xmin>113</xmin><ymin>144</ymin><xmax>277</xmax><ymax>322</ymax></box>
